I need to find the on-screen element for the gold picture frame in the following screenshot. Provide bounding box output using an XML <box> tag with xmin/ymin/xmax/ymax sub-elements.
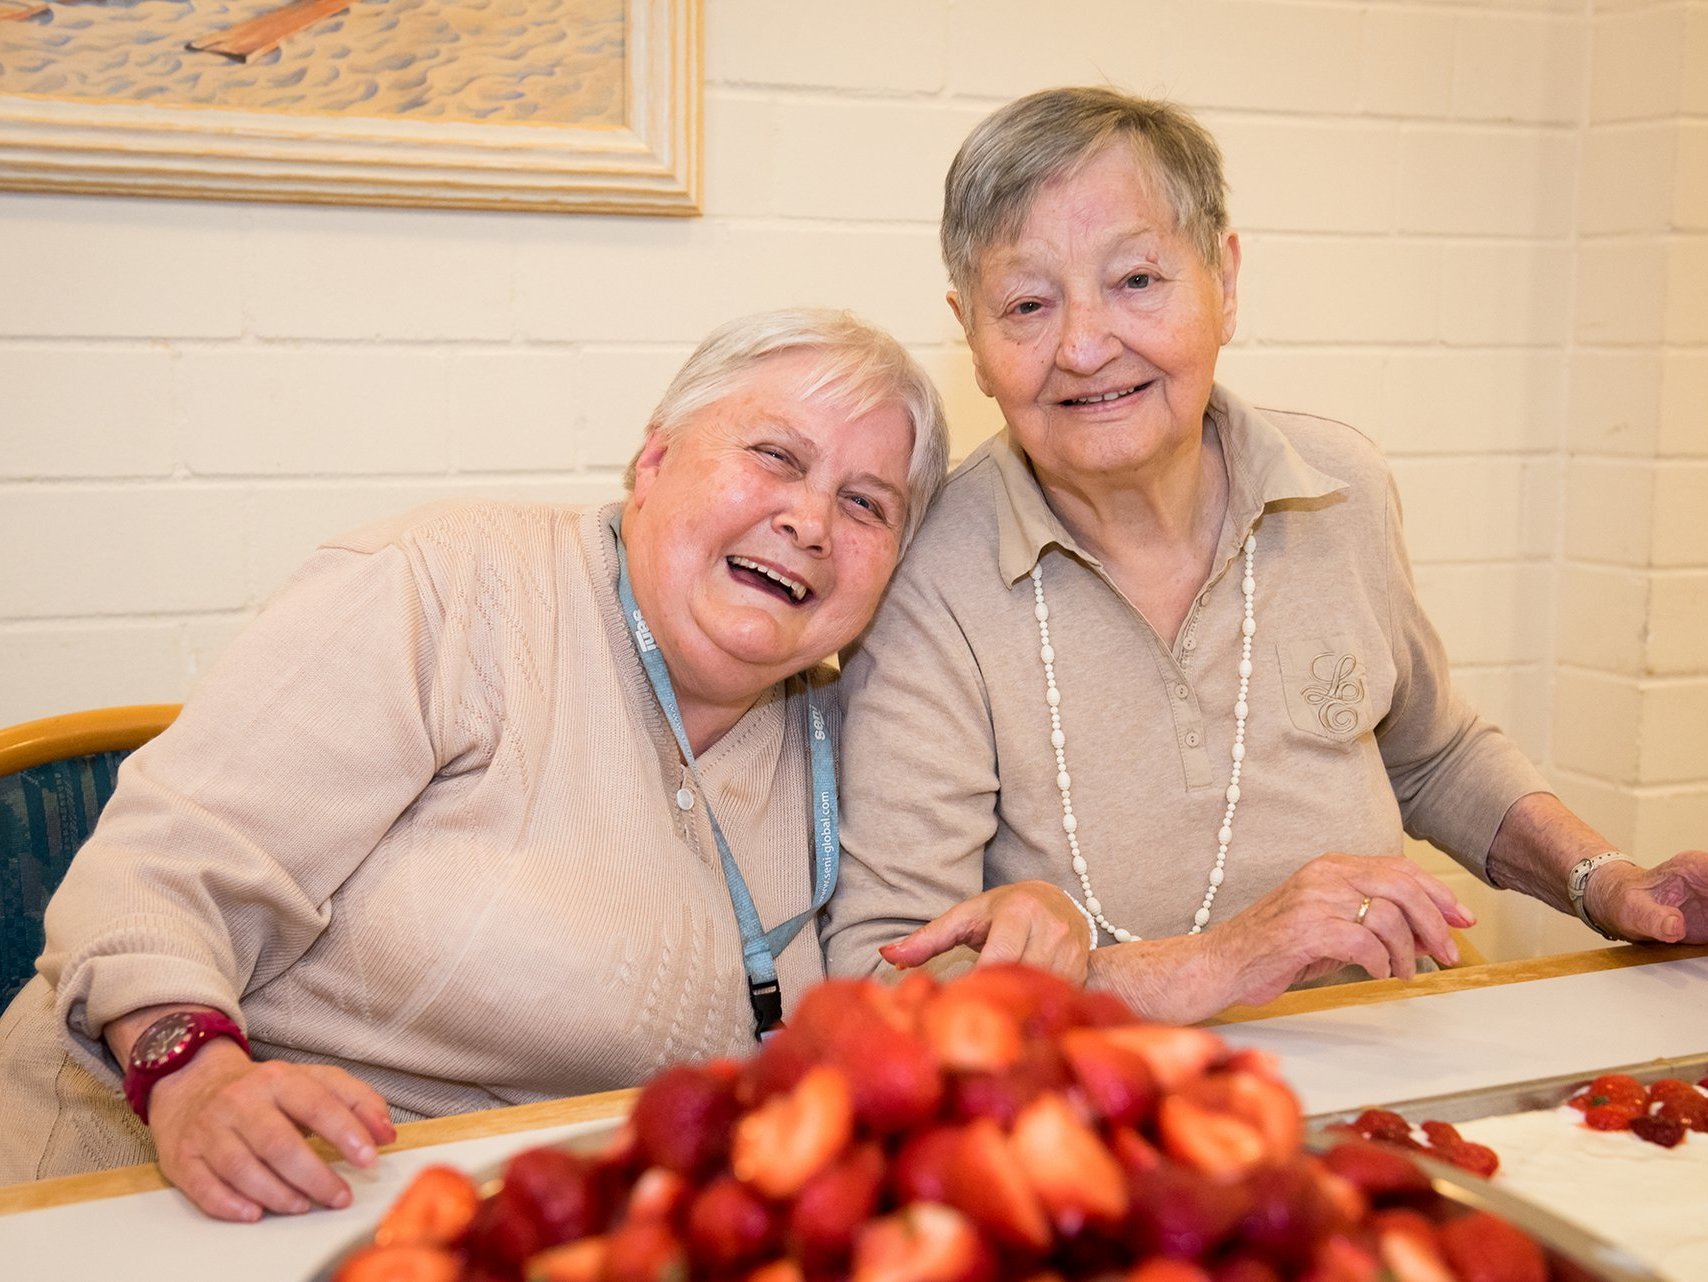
<box><xmin>0</xmin><ymin>0</ymin><xmax>700</xmax><ymax>215</ymax></box>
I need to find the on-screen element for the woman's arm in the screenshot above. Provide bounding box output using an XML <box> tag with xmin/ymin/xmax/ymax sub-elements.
<box><xmin>42</xmin><ymin>531</ymin><xmax>445</xmax><ymax>1218</ymax></box>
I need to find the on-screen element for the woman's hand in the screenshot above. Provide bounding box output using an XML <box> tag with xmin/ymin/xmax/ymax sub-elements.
<box><xmin>1585</xmin><ymin>851</ymin><xmax>1708</xmax><ymax>944</ymax></box>
<box><xmin>145</xmin><ymin>1040</ymin><xmax>396</xmax><ymax>1222</ymax></box>
<box><xmin>878</xmin><ymin>880</ymin><xmax>1091</xmax><ymax>984</ymax></box>
<box><xmin>1205</xmin><ymin>853</ymin><xmax>1472</xmax><ymax>1005</ymax></box>
<box><xmin>1086</xmin><ymin>853</ymin><xmax>1474</xmax><ymax>1024</ymax></box>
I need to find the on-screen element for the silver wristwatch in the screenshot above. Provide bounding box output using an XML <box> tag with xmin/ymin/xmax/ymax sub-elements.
<box><xmin>1567</xmin><ymin>851</ymin><xmax>1634</xmax><ymax>940</ymax></box>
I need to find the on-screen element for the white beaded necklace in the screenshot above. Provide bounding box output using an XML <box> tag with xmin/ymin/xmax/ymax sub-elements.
<box><xmin>1030</xmin><ymin>531</ymin><xmax>1258</xmax><ymax>945</ymax></box>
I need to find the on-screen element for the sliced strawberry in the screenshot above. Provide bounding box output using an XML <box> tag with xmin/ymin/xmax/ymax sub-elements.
<box><xmin>870</xmin><ymin>968</ymin><xmax>940</xmax><ymax>1033</ymax></box>
<box><xmin>1438</xmin><ymin>1141</ymin><xmax>1499</xmax><ymax>1178</ymax></box>
<box><xmin>1319</xmin><ymin>1140</ymin><xmax>1431</xmax><ymax>1202</ymax></box>
<box><xmin>1059</xmin><ymin>1028</ymin><xmax>1159</xmax><ymax>1126</ymax></box>
<box><xmin>373</xmin><ymin>1165</ymin><xmax>480</xmax><ymax>1249</ymax></box>
<box><xmin>1349</xmin><ymin>1109</ymin><xmax>1412</xmax><ymax>1145</ymax></box>
<box><xmin>1125</xmin><ymin>1162</ymin><xmax>1248</xmax><ymax>1260</ymax></box>
<box><xmin>948</xmin><ymin>1041</ymin><xmax>1070</xmax><ymax>1126</ymax></box>
<box><xmin>1418</xmin><ymin>1120</ymin><xmax>1461</xmax><ymax>1149</ymax></box>
<box><xmin>830</xmin><ymin>1012</ymin><xmax>946</xmax><ymax>1134</ymax></box>
<box><xmin>1301</xmin><ymin>1233</ymin><xmax>1381</xmax><ymax>1282</ymax></box>
<box><xmin>1099</xmin><ymin>1025</ymin><xmax>1222</xmax><ymax>1090</ymax></box>
<box><xmin>737</xmin><ymin>1028</ymin><xmax>817</xmax><ymax>1107</ymax></box>
<box><xmin>1127</xmin><ymin>1261</ymin><xmax>1214</xmax><ymax>1282</ymax></box>
<box><xmin>1109</xmin><ymin>1126</ymin><xmax>1164</xmax><ymax>1178</ymax></box>
<box><xmin>732</xmin><ymin>1063</ymin><xmax>855</xmax><ymax>1198</ymax></box>
<box><xmin>890</xmin><ymin>1126</ymin><xmax>964</xmax><ymax>1205</ymax></box>
<box><xmin>504</xmin><ymin>1147</ymin><xmax>614</xmax><ymax>1246</ymax></box>
<box><xmin>1217</xmin><ymin>1047</ymin><xmax>1286</xmax><ymax>1082</ymax></box>
<box><xmin>1657</xmin><ymin>1094</ymin><xmax>1708</xmax><ymax>1132</ymax></box>
<box><xmin>744</xmin><ymin>1262</ymin><xmax>806</xmax><ymax>1282</ymax></box>
<box><xmin>686</xmin><ymin>1173</ymin><xmax>781</xmax><ymax>1271</ymax></box>
<box><xmin>789</xmin><ymin>979</ymin><xmax>883</xmax><ymax>1049</ymax></box>
<box><xmin>1583</xmin><ymin>1102</ymin><xmax>1640</xmax><ymax>1131</ymax></box>
<box><xmin>1234</xmin><ymin>1159</ymin><xmax>1339</xmax><ymax>1266</ymax></box>
<box><xmin>1586</xmin><ymin>1074</ymin><xmax>1648</xmax><ymax>1110</ymax></box>
<box><xmin>630</xmin><ymin>1064</ymin><xmax>738</xmax><ymax>1175</ymax></box>
<box><xmin>1157</xmin><ymin>1093</ymin><xmax>1268</xmax><ymax>1179</ymax></box>
<box><xmin>789</xmin><ymin>1141</ymin><xmax>886</xmax><ymax>1269</ymax></box>
<box><xmin>1072</xmin><ymin>988</ymin><xmax>1141</xmax><ymax>1028</ymax></box>
<box><xmin>946</xmin><ymin>1117</ymin><xmax>1052</xmax><ymax>1253</ymax></box>
<box><xmin>921</xmin><ymin>990</ymin><xmax>1024</xmax><ymax>1072</ymax></box>
<box><xmin>1010</xmin><ymin>1092</ymin><xmax>1129</xmax><ymax>1231</ymax></box>
<box><xmin>851</xmin><ymin>1203</ymin><xmax>995</xmax><ymax>1282</ymax></box>
<box><xmin>1372</xmin><ymin>1209</ymin><xmax>1457</xmax><ymax>1282</ymax></box>
<box><xmin>465</xmin><ymin>1184</ymin><xmax>552</xmax><ymax>1269</ymax></box>
<box><xmin>603</xmin><ymin>1219</ymin><xmax>689</xmax><ymax>1282</ymax></box>
<box><xmin>1437</xmin><ymin>1210</ymin><xmax>1547</xmax><ymax>1282</ymax></box>
<box><xmin>1630</xmin><ymin>1114</ymin><xmax>1687</xmax><ymax>1148</ymax></box>
<box><xmin>1178</xmin><ymin>1071</ymin><xmax>1303</xmax><ymax>1161</ymax></box>
<box><xmin>1212</xmin><ymin>1256</ymin><xmax>1285</xmax><ymax>1282</ymax></box>
<box><xmin>527</xmin><ymin>1238</ymin><xmax>608</xmax><ymax>1282</ymax></box>
<box><xmin>624</xmin><ymin>1167</ymin><xmax>690</xmax><ymax>1225</ymax></box>
<box><xmin>333</xmin><ymin>1245</ymin><xmax>460</xmax><ymax>1282</ymax></box>
<box><xmin>944</xmin><ymin>963</ymin><xmax>1086</xmax><ymax>1036</ymax></box>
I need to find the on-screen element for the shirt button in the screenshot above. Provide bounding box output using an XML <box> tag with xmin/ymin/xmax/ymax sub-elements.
<box><xmin>1175</xmin><ymin>683</ymin><xmax>1189</xmax><ymax>700</ymax></box>
<box><xmin>1184</xmin><ymin>729</ymin><xmax>1201</xmax><ymax>748</ymax></box>
<box><xmin>675</xmin><ymin>787</ymin><xmax>695</xmax><ymax>811</ymax></box>
<box><xmin>1183</xmin><ymin>636</ymin><xmax>1197</xmax><ymax>651</ymax></box>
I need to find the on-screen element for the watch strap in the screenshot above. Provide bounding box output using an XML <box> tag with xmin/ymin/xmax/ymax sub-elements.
<box><xmin>1567</xmin><ymin>851</ymin><xmax>1633</xmax><ymax>941</ymax></box>
<box><xmin>122</xmin><ymin>1010</ymin><xmax>251</xmax><ymax>1123</ymax></box>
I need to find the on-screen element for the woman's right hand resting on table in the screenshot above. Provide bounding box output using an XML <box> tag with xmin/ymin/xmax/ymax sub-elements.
<box><xmin>105</xmin><ymin>1005</ymin><xmax>396</xmax><ymax>1222</ymax></box>
<box><xmin>882</xmin><ymin>854</ymin><xmax>1473</xmax><ymax>1026</ymax></box>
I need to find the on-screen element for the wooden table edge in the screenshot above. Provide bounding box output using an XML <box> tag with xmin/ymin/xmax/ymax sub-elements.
<box><xmin>1207</xmin><ymin>940</ymin><xmax>1708</xmax><ymax>1025</ymax></box>
<box><xmin>0</xmin><ymin>1087</ymin><xmax>637</xmax><ymax>1217</ymax></box>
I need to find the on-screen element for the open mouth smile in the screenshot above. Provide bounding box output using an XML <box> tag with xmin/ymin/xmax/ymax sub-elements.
<box><xmin>1061</xmin><ymin>381</ymin><xmax>1153</xmax><ymax>407</ymax></box>
<box><xmin>727</xmin><ymin>556</ymin><xmax>813</xmax><ymax>606</ymax></box>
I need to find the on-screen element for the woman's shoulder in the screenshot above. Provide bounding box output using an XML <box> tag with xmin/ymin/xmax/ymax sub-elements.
<box><xmin>892</xmin><ymin>441</ymin><xmax>1008</xmax><ymax>574</ymax></box>
<box><xmin>1248</xmin><ymin>403</ymin><xmax>1392</xmax><ymax>489</ymax></box>
<box><xmin>319</xmin><ymin>499</ymin><xmax>595</xmax><ymax>561</ymax></box>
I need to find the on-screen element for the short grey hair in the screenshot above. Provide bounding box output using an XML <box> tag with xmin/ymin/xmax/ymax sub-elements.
<box><xmin>626</xmin><ymin>308</ymin><xmax>949</xmax><ymax>550</ymax></box>
<box><xmin>942</xmin><ymin>87</ymin><xmax>1230</xmax><ymax>300</ymax></box>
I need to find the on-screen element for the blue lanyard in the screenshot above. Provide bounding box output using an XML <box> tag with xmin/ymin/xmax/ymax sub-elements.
<box><xmin>611</xmin><ymin>515</ymin><xmax>840</xmax><ymax>1038</ymax></box>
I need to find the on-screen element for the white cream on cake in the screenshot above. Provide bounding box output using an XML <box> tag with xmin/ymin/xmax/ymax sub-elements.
<box><xmin>1455</xmin><ymin>1105</ymin><xmax>1708</xmax><ymax>1281</ymax></box>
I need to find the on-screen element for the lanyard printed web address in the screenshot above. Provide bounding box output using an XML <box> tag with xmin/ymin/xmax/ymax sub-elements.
<box><xmin>611</xmin><ymin>515</ymin><xmax>839</xmax><ymax>1038</ymax></box>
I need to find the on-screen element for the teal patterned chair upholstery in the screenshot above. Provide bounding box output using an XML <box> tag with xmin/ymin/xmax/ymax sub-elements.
<box><xmin>0</xmin><ymin>705</ymin><xmax>179</xmax><ymax>1008</ymax></box>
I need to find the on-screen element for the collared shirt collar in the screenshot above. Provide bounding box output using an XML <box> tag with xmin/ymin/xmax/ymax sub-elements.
<box><xmin>989</xmin><ymin>383</ymin><xmax>1348</xmax><ymax>587</ymax></box>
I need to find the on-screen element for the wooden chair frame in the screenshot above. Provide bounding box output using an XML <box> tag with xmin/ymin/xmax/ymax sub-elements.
<box><xmin>0</xmin><ymin>705</ymin><xmax>180</xmax><ymax>776</ymax></box>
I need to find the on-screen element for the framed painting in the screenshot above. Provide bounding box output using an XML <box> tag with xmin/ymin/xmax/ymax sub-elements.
<box><xmin>0</xmin><ymin>0</ymin><xmax>699</xmax><ymax>214</ymax></box>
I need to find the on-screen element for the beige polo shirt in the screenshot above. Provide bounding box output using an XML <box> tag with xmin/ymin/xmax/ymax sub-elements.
<box><xmin>823</xmin><ymin>386</ymin><xmax>1549</xmax><ymax>974</ymax></box>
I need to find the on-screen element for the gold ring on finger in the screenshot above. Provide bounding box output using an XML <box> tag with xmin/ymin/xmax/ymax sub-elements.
<box><xmin>1355</xmin><ymin>895</ymin><xmax>1373</xmax><ymax>925</ymax></box>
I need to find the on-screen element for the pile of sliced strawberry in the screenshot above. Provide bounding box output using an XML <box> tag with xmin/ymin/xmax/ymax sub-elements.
<box><xmin>1565</xmin><ymin>1073</ymin><xmax>1708</xmax><ymax>1149</ymax></box>
<box><xmin>335</xmin><ymin>966</ymin><xmax>1568</xmax><ymax>1282</ymax></box>
<box><xmin>1338</xmin><ymin>1110</ymin><xmax>1499</xmax><ymax>1178</ymax></box>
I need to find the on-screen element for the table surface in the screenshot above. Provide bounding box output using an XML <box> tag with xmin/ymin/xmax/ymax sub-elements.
<box><xmin>3</xmin><ymin>941</ymin><xmax>1705</xmax><ymax>1281</ymax></box>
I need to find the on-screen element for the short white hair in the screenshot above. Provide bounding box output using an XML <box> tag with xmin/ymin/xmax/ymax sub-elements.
<box><xmin>626</xmin><ymin>308</ymin><xmax>949</xmax><ymax>550</ymax></box>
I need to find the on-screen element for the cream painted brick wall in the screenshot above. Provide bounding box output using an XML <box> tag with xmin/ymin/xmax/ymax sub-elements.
<box><xmin>0</xmin><ymin>347</ymin><xmax>176</xmax><ymax>478</ymax></box>
<box><xmin>2</xmin><ymin>0</ymin><xmax>1702</xmax><ymax>963</ymax></box>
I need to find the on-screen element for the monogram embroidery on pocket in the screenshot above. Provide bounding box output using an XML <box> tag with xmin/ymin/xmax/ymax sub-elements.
<box><xmin>1300</xmin><ymin>652</ymin><xmax>1366</xmax><ymax>734</ymax></box>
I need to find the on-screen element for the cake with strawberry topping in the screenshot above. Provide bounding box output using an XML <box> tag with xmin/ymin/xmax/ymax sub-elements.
<box><xmin>336</xmin><ymin>967</ymin><xmax>1597</xmax><ymax>1282</ymax></box>
<box><xmin>1453</xmin><ymin>1074</ymin><xmax>1708</xmax><ymax>1281</ymax></box>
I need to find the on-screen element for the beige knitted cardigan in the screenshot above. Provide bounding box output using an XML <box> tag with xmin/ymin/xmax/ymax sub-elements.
<box><xmin>0</xmin><ymin>501</ymin><xmax>829</xmax><ymax>1184</ymax></box>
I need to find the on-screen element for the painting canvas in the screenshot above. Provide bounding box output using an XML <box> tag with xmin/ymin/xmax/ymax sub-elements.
<box><xmin>0</xmin><ymin>0</ymin><xmax>699</xmax><ymax>213</ymax></box>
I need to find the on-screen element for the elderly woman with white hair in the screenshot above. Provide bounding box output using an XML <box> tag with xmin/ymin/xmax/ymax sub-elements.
<box><xmin>0</xmin><ymin>308</ymin><xmax>948</xmax><ymax>1221</ymax></box>
<box><xmin>825</xmin><ymin>87</ymin><xmax>1708</xmax><ymax>1020</ymax></box>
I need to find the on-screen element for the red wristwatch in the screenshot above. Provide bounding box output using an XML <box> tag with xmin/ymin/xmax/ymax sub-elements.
<box><xmin>122</xmin><ymin>1009</ymin><xmax>252</xmax><ymax>1123</ymax></box>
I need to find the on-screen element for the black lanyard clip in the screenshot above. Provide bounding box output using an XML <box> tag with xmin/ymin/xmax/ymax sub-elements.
<box><xmin>749</xmin><ymin>978</ymin><xmax>784</xmax><ymax>1040</ymax></box>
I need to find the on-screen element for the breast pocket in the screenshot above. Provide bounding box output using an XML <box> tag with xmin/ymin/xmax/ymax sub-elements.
<box><xmin>1277</xmin><ymin>637</ymin><xmax>1383</xmax><ymax>745</ymax></box>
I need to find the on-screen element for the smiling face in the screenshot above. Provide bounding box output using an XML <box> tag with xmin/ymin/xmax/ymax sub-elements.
<box><xmin>621</xmin><ymin>349</ymin><xmax>914</xmax><ymax>735</ymax></box>
<box><xmin>951</xmin><ymin>142</ymin><xmax>1241</xmax><ymax>491</ymax></box>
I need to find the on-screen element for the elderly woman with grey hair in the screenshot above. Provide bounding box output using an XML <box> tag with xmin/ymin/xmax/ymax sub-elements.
<box><xmin>824</xmin><ymin>87</ymin><xmax>1708</xmax><ymax>1021</ymax></box>
<box><xmin>0</xmin><ymin>308</ymin><xmax>948</xmax><ymax>1220</ymax></box>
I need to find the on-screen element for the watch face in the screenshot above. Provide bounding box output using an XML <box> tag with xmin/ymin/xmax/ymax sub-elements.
<box><xmin>133</xmin><ymin>1012</ymin><xmax>198</xmax><ymax>1069</ymax></box>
